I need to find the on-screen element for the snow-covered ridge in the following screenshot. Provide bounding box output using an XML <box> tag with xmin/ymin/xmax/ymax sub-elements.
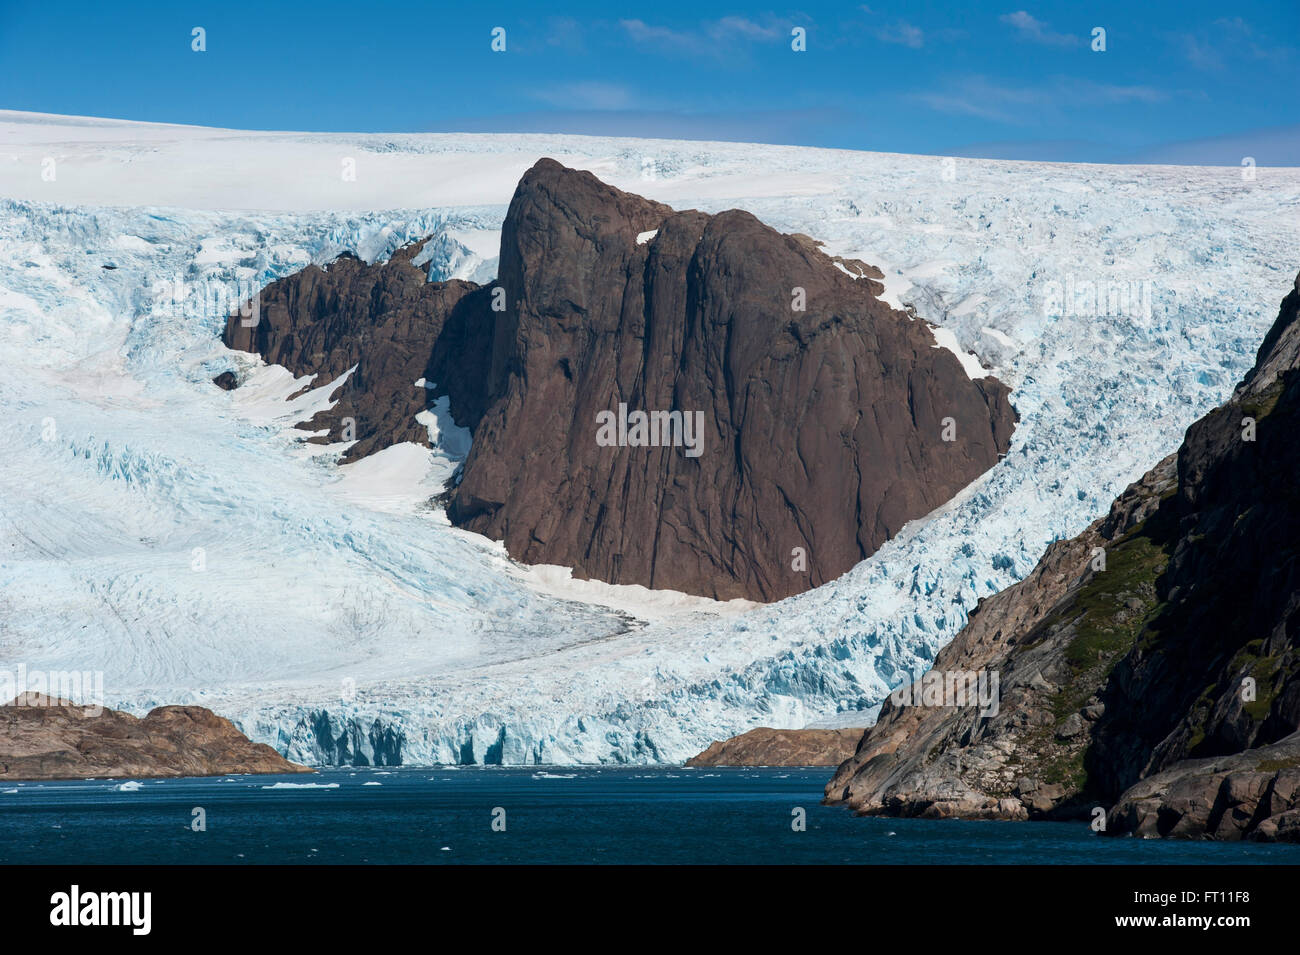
<box><xmin>928</xmin><ymin>324</ymin><xmax>989</xmax><ymax>379</ymax></box>
<box><xmin>2</xmin><ymin>111</ymin><xmax>1299</xmax><ymax>765</ymax></box>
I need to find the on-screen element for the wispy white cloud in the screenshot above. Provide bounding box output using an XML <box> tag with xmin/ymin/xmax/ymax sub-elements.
<box><xmin>619</xmin><ymin>16</ymin><xmax>789</xmax><ymax>57</ymax></box>
<box><xmin>430</xmin><ymin>107</ymin><xmax>850</xmax><ymax>146</ymax></box>
<box><xmin>1175</xmin><ymin>17</ymin><xmax>1294</xmax><ymax>71</ymax></box>
<box><xmin>1179</xmin><ymin>33</ymin><xmax>1223</xmax><ymax>71</ymax></box>
<box><xmin>531</xmin><ymin>82</ymin><xmax>636</xmax><ymax>111</ymax></box>
<box><xmin>711</xmin><ymin>16</ymin><xmax>781</xmax><ymax>41</ymax></box>
<box><xmin>915</xmin><ymin>75</ymin><xmax>1168</xmax><ymax>124</ymax></box>
<box><xmin>876</xmin><ymin>20</ymin><xmax>924</xmax><ymax>49</ymax></box>
<box><xmin>1130</xmin><ymin>121</ymin><xmax>1300</xmax><ymax>166</ymax></box>
<box><xmin>1075</xmin><ymin>80</ymin><xmax>1168</xmax><ymax>105</ymax></box>
<box><xmin>915</xmin><ymin>77</ymin><xmax>1041</xmax><ymax>123</ymax></box>
<box><xmin>619</xmin><ymin>18</ymin><xmax>690</xmax><ymax>52</ymax></box>
<box><xmin>544</xmin><ymin>16</ymin><xmax>586</xmax><ymax>52</ymax></box>
<box><xmin>999</xmin><ymin>11</ymin><xmax>1081</xmax><ymax>47</ymax></box>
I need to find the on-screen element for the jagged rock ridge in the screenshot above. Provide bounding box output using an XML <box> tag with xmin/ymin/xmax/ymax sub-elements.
<box><xmin>222</xmin><ymin>245</ymin><xmax>484</xmax><ymax>463</ymax></box>
<box><xmin>223</xmin><ymin>159</ymin><xmax>1018</xmax><ymax>602</ymax></box>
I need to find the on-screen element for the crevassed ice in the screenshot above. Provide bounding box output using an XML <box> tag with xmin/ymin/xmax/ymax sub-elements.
<box><xmin>1</xmin><ymin>126</ymin><xmax>1298</xmax><ymax>765</ymax></box>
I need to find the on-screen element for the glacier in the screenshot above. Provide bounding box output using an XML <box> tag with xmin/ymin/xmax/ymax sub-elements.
<box><xmin>2</xmin><ymin>110</ymin><xmax>1299</xmax><ymax>765</ymax></box>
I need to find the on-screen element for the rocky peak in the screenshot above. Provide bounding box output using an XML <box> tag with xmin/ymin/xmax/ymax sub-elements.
<box><xmin>221</xmin><ymin>240</ymin><xmax>483</xmax><ymax>463</ymax></box>
<box><xmin>223</xmin><ymin>159</ymin><xmax>1018</xmax><ymax>602</ymax></box>
<box><xmin>444</xmin><ymin>160</ymin><xmax>1017</xmax><ymax>601</ymax></box>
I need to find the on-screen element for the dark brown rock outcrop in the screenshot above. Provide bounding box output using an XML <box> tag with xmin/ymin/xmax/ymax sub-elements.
<box><xmin>442</xmin><ymin>160</ymin><xmax>1016</xmax><ymax>601</ymax></box>
<box><xmin>686</xmin><ymin>727</ymin><xmax>865</xmax><ymax>767</ymax></box>
<box><xmin>222</xmin><ymin>243</ymin><xmax>485</xmax><ymax>463</ymax></box>
<box><xmin>1</xmin><ymin>694</ymin><xmax>311</xmax><ymax>780</ymax></box>
<box><xmin>826</xmin><ymin>271</ymin><xmax>1300</xmax><ymax>840</ymax></box>
<box><xmin>224</xmin><ymin>159</ymin><xmax>1018</xmax><ymax>601</ymax></box>
<box><xmin>1107</xmin><ymin>732</ymin><xmax>1300</xmax><ymax>841</ymax></box>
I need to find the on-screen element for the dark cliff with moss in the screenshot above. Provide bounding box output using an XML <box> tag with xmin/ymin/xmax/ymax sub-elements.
<box><xmin>825</xmin><ymin>271</ymin><xmax>1300</xmax><ymax>841</ymax></box>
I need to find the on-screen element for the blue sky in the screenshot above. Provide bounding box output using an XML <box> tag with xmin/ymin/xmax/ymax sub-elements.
<box><xmin>1</xmin><ymin>0</ymin><xmax>1297</xmax><ymax>163</ymax></box>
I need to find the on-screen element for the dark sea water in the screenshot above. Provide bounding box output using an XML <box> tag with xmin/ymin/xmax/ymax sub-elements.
<box><xmin>3</xmin><ymin>766</ymin><xmax>1298</xmax><ymax>865</ymax></box>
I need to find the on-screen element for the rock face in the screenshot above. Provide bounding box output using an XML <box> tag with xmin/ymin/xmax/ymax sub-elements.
<box><xmin>1108</xmin><ymin>732</ymin><xmax>1300</xmax><ymax>841</ymax></box>
<box><xmin>443</xmin><ymin>160</ymin><xmax>1017</xmax><ymax>601</ymax></box>
<box><xmin>686</xmin><ymin>727</ymin><xmax>865</xmax><ymax>767</ymax></box>
<box><xmin>823</xmin><ymin>455</ymin><xmax>1177</xmax><ymax>821</ymax></box>
<box><xmin>0</xmin><ymin>694</ymin><xmax>312</xmax><ymax>780</ymax></box>
<box><xmin>222</xmin><ymin>244</ymin><xmax>485</xmax><ymax>463</ymax></box>
<box><xmin>825</xmin><ymin>272</ymin><xmax>1300</xmax><ymax>840</ymax></box>
<box><xmin>212</xmin><ymin>370</ymin><xmax>239</xmax><ymax>391</ymax></box>
<box><xmin>224</xmin><ymin>159</ymin><xmax>1017</xmax><ymax>602</ymax></box>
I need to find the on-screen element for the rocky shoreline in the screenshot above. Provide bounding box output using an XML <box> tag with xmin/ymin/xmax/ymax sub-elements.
<box><xmin>1</xmin><ymin>694</ymin><xmax>311</xmax><ymax>781</ymax></box>
<box><xmin>685</xmin><ymin>727</ymin><xmax>864</xmax><ymax>767</ymax></box>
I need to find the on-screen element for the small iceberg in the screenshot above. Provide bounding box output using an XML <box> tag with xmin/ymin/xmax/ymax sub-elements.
<box><xmin>261</xmin><ymin>781</ymin><xmax>339</xmax><ymax>790</ymax></box>
<box><xmin>115</xmin><ymin>781</ymin><xmax>143</xmax><ymax>792</ymax></box>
